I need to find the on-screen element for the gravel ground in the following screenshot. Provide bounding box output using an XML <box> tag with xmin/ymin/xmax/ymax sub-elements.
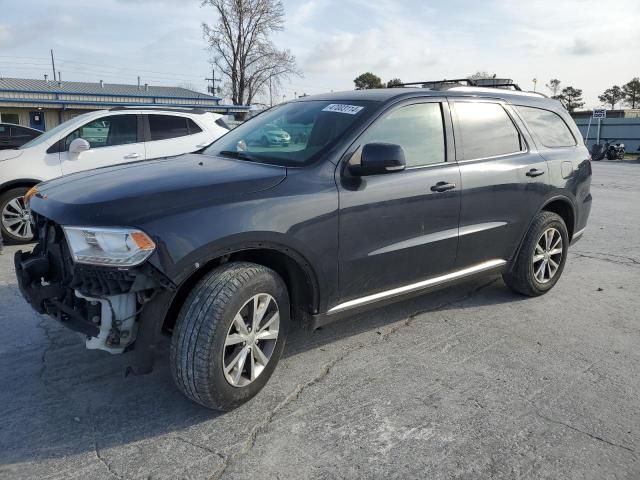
<box><xmin>0</xmin><ymin>161</ymin><xmax>638</xmax><ymax>480</ymax></box>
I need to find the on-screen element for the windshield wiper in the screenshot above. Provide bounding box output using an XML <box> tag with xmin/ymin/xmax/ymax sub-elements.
<box><xmin>218</xmin><ymin>150</ymin><xmax>260</xmax><ymax>162</ymax></box>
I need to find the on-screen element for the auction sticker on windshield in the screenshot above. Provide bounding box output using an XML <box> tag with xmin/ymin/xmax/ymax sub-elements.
<box><xmin>322</xmin><ymin>104</ymin><xmax>364</xmax><ymax>115</ymax></box>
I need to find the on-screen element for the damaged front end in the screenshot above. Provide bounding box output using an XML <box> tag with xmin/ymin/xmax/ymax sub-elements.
<box><xmin>15</xmin><ymin>213</ymin><xmax>173</xmax><ymax>359</ymax></box>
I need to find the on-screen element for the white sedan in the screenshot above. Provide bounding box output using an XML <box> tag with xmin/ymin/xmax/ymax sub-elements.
<box><xmin>0</xmin><ymin>108</ymin><xmax>229</xmax><ymax>243</ymax></box>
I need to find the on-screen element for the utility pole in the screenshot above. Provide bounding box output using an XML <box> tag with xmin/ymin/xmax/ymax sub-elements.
<box><xmin>50</xmin><ymin>49</ymin><xmax>57</xmax><ymax>82</ymax></box>
<box><xmin>205</xmin><ymin>67</ymin><xmax>219</xmax><ymax>96</ymax></box>
<box><xmin>269</xmin><ymin>77</ymin><xmax>273</xmax><ymax>107</ymax></box>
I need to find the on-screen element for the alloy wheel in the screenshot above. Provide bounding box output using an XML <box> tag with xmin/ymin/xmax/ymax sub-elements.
<box><xmin>222</xmin><ymin>293</ymin><xmax>280</xmax><ymax>387</ymax></box>
<box><xmin>1</xmin><ymin>195</ymin><xmax>32</xmax><ymax>240</ymax></box>
<box><xmin>532</xmin><ymin>227</ymin><xmax>563</xmax><ymax>284</ymax></box>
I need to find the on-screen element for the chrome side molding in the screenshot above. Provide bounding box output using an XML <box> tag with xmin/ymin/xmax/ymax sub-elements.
<box><xmin>327</xmin><ymin>259</ymin><xmax>507</xmax><ymax>315</ymax></box>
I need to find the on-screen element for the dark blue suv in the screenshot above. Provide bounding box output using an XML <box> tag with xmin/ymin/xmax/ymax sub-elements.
<box><xmin>16</xmin><ymin>81</ymin><xmax>592</xmax><ymax>410</ymax></box>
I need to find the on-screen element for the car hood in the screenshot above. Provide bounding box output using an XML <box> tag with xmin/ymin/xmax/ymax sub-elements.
<box><xmin>30</xmin><ymin>153</ymin><xmax>286</xmax><ymax>226</ymax></box>
<box><xmin>0</xmin><ymin>149</ymin><xmax>23</xmax><ymax>162</ymax></box>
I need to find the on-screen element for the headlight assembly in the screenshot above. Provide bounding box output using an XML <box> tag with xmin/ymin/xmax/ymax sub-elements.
<box><xmin>63</xmin><ymin>226</ymin><xmax>156</xmax><ymax>267</ymax></box>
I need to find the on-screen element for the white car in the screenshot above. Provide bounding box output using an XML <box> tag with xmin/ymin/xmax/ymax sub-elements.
<box><xmin>0</xmin><ymin>107</ymin><xmax>229</xmax><ymax>243</ymax></box>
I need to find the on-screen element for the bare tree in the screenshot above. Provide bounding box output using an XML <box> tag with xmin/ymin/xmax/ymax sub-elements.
<box><xmin>201</xmin><ymin>0</ymin><xmax>300</xmax><ymax>107</ymax></box>
<box><xmin>545</xmin><ymin>79</ymin><xmax>562</xmax><ymax>98</ymax></box>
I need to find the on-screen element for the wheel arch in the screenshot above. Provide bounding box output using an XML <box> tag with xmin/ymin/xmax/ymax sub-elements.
<box><xmin>540</xmin><ymin>196</ymin><xmax>576</xmax><ymax>239</ymax></box>
<box><xmin>0</xmin><ymin>179</ymin><xmax>41</xmax><ymax>195</ymax></box>
<box><xmin>161</xmin><ymin>244</ymin><xmax>320</xmax><ymax>334</ymax></box>
<box><xmin>508</xmin><ymin>194</ymin><xmax>576</xmax><ymax>271</ymax></box>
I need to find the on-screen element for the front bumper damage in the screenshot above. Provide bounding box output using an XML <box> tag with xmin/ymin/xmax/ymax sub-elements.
<box><xmin>14</xmin><ymin>215</ymin><xmax>174</xmax><ymax>371</ymax></box>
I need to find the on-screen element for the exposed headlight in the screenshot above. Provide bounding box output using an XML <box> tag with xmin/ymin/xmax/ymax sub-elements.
<box><xmin>63</xmin><ymin>226</ymin><xmax>156</xmax><ymax>267</ymax></box>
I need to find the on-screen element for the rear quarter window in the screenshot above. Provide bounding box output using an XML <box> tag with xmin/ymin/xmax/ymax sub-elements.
<box><xmin>149</xmin><ymin>115</ymin><xmax>190</xmax><ymax>141</ymax></box>
<box><xmin>516</xmin><ymin>105</ymin><xmax>576</xmax><ymax>148</ymax></box>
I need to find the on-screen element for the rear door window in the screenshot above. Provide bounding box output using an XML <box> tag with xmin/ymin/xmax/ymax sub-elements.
<box><xmin>148</xmin><ymin>115</ymin><xmax>190</xmax><ymax>141</ymax></box>
<box><xmin>454</xmin><ymin>102</ymin><xmax>524</xmax><ymax>160</ymax></box>
<box><xmin>516</xmin><ymin>106</ymin><xmax>576</xmax><ymax>147</ymax></box>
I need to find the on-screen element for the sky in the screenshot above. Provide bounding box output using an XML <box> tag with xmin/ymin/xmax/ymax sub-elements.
<box><xmin>1</xmin><ymin>0</ymin><xmax>639</xmax><ymax>108</ymax></box>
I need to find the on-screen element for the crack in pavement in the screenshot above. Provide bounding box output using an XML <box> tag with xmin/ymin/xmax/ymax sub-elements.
<box><xmin>90</xmin><ymin>410</ymin><xmax>123</xmax><ymax>480</ymax></box>
<box><xmin>211</xmin><ymin>278</ymin><xmax>499</xmax><ymax>479</ymax></box>
<box><xmin>172</xmin><ymin>435</ymin><xmax>226</xmax><ymax>460</ymax></box>
<box><xmin>37</xmin><ymin>318</ymin><xmax>118</xmax><ymax>478</ymax></box>
<box><xmin>535</xmin><ymin>411</ymin><xmax>635</xmax><ymax>454</ymax></box>
<box><xmin>571</xmin><ymin>250</ymin><xmax>640</xmax><ymax>267</ymax></box>
<box><xmin>209</xmin><ymin>349</ymin><xmax>351</xmax><ymax>479</ymax></box>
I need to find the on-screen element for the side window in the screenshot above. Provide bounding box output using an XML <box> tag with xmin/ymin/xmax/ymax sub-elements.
<box><xmin>516</xmin><ymin>106</ymin><xmax>576</xmax><ymax>148</ymax></box>
<box><xmin>186</xmin><ymin>118</ymin><xmax>203</xmax><ymax>134</ymax></box>
<box><xmin>65</xmin><ymin>115</ymin><xmax>138</xmax><ymax>149</ymax></box>
<box><xmin>149</xmin><ymin>115</ymin><xmax>189</xmax><ymax>141</ymax></box>
<box><xmin>354</xmin><ymin>103</ymin><xmax>445</xmax><ymax>167</ymax></box>
<box><xmin>454</xmin><ymin>102</ymin><xmax>523</xmax><ymax>160</ymax></box>
<box><xmin>11</xmin><ymin>126</ymin><xmax>38</xmax><ymax>140</ymax></box>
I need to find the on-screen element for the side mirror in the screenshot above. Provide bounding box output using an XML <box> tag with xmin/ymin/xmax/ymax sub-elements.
<box><xmin>349</xmin><ymin>142</ymin><xmax>406</xmax><ymax>176</ymax></box>
<box><xmin>68</xmin><ymin>138</ymin><xmax>90</xmax><ymax>155</ymax></box>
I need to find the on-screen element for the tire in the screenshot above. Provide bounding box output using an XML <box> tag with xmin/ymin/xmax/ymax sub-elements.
<box><xmin>503</xmin><ymin>211</ymin><xmax>569</xmax><ymax>297</ymax></box>
<box><xmin>170</xmin><ymin>262</ymin><xmax>290</xmax><ymax>410</ymax></box>
<box><xmin>617</xmin><ymin>149</ymin><xmax>625</xmax><ymax>160</ymax></box>
<box><xmin>0</xmin><ymin>187</ymin><xmax>34</xmax><ymax>244</ymax></box>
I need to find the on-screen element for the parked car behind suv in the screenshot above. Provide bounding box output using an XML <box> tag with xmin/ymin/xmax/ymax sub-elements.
<box><xmin>0</xmin><ymin>108</ymin><xmax>229</xmax><ymax>243</ymax></box>
<box><xmin>0</xmin><ymin>123</ymin><xmax>42</xmax><ymax>150</ymax></box>
<box><xmin>15</xmin><ymin>84</ymin><xmax>592</xmax><ymax>410</ymax></box>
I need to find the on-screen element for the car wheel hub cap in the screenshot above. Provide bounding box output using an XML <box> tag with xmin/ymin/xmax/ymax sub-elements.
<box><xmin>222</xmin><ymin>293</ymin><xmax>280</xmax><ymax>387</ymax></box>
<box><xmin>532</xmin><ymin>227</ymin><xmax>563</xmax><ymax>284</ymax></box>
<box><xmin>2</xmin><ymin>195</ymin><xmax>33</xmax><ymax>240</ymax></box>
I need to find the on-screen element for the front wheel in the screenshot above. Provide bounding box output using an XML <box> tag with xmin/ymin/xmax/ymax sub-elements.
<box><xmin>503</xmin><ymin>211</ymin><xmax>569</xmax><ymax>296</ymax></box>
<box><xmin>170</xmin><ymin>262</ymin><xmax>290</xmax><ymax>410</ymax></box>
<box><xmin>0</xmin><ymin>187</ymin><xmax>34</xmax><ymax>244</ymax></box>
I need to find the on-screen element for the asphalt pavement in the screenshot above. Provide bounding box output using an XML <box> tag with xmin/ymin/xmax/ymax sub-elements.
<box><xmin>0</xmin><ymin>161</ymin><xmax>638</xmax><ymax>479</ymax></box>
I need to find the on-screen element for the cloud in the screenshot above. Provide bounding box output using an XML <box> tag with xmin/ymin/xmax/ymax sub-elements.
<box><xmin>289</xmin><ymin>0</ymin><xmax>440</xmax><ymax>88</ymax></box>
<box><xmin>0</xmin><ymin>24</ymin><xmax>16</xmax><ymax>48</ymax></box>
<box><xmin>566</xmin><ymin>38</ymin><xmax>598</xmax><ymax>56</ymax></box>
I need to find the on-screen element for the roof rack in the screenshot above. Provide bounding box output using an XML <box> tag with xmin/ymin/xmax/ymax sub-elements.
<box><xmin>109</xmin><ymin>106</ymin><xmax>207</xmax><ymax>114</ymax></box>
<box><xmin>392</xmin><ymin>78</ymin><xmax>522</xmax><ymax>91</ymax></box>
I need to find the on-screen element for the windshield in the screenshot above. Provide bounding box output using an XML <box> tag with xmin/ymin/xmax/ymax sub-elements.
<box><xmin>203</xmin><ymin>100</ymin><xmax>373</xmax><ymax>166</ymax></box>
<box><xmin>18</xmin><ymin>111</ymin><xmax>96</xmax><ymax>150</ymax></box>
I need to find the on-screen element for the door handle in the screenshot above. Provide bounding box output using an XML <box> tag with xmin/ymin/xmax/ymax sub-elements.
<box><xmin>123</xmin><ymin>153</ymin><xmax>140</xmax><ymax>159</ymax></box>
<box><xmin>526</xmin><ymin>168</ymin><xmax>545</xmax><ymax>177</ymax></box>
<box><xmin>430</xmin><ymin>181</ymin><xmax>456</xmax><ymax>192</ymax></box>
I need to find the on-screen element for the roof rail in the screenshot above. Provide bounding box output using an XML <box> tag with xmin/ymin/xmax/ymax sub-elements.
<box><xmin>109</xmin><ymin>106</ymin><xmax>207</xmax><ymax>114</ymax></box>
<box><xmin>524</xmin><ymin>91</ymin><xmax>549</xmax><ymax>98</ymax></box>
<box><xmin>392</xmin><ymin>78</ymin><xmax>522</xmax><ymax>91</ymax></box>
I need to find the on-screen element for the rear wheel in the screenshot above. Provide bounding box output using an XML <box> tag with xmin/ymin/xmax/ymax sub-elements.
<box><xmin>0</xmin><ymin>187</ymin><xmax>34</xmax><ymax>244</ymax></box>
<box><xmin>503</xmin><ymin>211</ymin><xmax>569</xmax><ymax>296</ymax></box>
<box><xmin>170</xmin><ymin>262</ymin><xmax>290</xmax><ymax>410</ymax></box>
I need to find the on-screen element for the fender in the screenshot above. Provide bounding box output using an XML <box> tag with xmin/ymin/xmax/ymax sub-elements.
<box><xmin>0</xmin><ymin>178</ymin><xmax>43</xmax><ymax>193</ymax></box>
<box><xmin>151</xmin><ymin>233</ymin><xmax>323</xmax><ymax>312</ymax></box>
<box><xmin>507</xmin><ymin>193</ymin><xmax>577</xmax><ymax>270</ymax></box>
